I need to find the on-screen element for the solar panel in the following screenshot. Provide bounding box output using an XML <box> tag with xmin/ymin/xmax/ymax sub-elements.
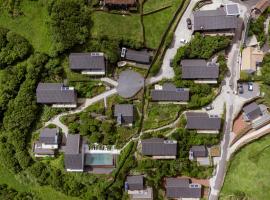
<box><xmin>225</xmin><ymin>4</ymin><xmax>240</xmax><ymax>16</ymax></box>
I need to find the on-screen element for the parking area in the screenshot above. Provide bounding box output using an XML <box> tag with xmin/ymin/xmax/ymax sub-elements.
<box><xmin>238</xmin><ymin>82</ymin><xmax>260</xmax><ymax>99</ymax></box>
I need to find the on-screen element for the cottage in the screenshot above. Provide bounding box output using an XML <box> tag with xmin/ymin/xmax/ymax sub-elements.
<box><xmin>69</xmin><ymin>53</ymin><xmax>105</xmax><ymax>75</ymax></box>
<box><xmin>189</xmin><ymin>145</ymin><xmax>210</xmax><ymax>166</ymax></box>
<box><xmin>64</xmin><ymin>134</ymin><xmax>84</xmax><ymax>172</ymax></box>
<box><xmin>181</xmin><ymin>59</ymin><xmax>219</xmax><ymax>84</ymax></box>
<box><xmin>125</xmin><ymin>175</ymin><xmax>153</xmax><ymax>200</ymax></box>
<box><xmin>186</xmin><ymin>112</ymin><xmax>221</xmax><ymax>134</ymax></box>
<box><xmin>241</xmin><ymin>47</ymin><xmax>264</xmax><ymax>74</ymax></box>
<box><xmin>34</xmin><ymin>128</ymin><xmax>60</xmax><ymax>157</ymax></box>
<box><xmin>114</xmin><ymin>104</ymin><xmax>134</xmax><ymax>126</ymax></box>
<box><xmin>36</xmin><ymin>83</ymin><xmax>77</xmax><ymax>108</ymax></box>
<box><xmin>151</xmin><ymin>83</ymin><xmax>189</xmax><ymax>103</ymax></box>
<box><xmin>243</xmin><ymin>102</ymin><xmax>263</xmax><ymax>121</ymax></box>
<box><xmin>121</xmin><ymin>48</ymin><xmax>151</xmax><ymax>64</ymax></box>
<box><xmin>141</xmin><ymin>138</ymin><xmax>177</xmax><ymax>159</ymax></box>
<box><xmin>192</xmin><ymin>8</ymin><xmax>239</xmax><ymax>35</ymax></box>
<box><xmin>165</xmin><ymin>178</ymin><xmax>202</xmax><ymax>199</ymax></box>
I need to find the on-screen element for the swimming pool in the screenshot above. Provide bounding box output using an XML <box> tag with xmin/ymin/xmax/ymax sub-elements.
<box><xmin>84</xmin><ymin>153</ymin><xmax>114</xmax><ymax>166</ymax></box>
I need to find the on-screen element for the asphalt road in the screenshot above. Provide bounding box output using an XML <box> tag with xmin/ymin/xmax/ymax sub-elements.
<box><xmin>209</xmin><ymin>29</ymin><xmax>243</xmax><ymax>200</ymax></box>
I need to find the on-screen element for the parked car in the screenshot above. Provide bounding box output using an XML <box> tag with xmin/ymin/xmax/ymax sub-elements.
<box><xmin>186</xmin><ymin>18</ymin><xmax>192</xmax><ymax>29</ymax></box>
<box><xmin>238</xmin><ymin>84</ymin><xmax>244</xmax><ymax>94</ymax></box>
<box><xmin>248</xmin><ymin>82</ymin><xmax>253</xmax><ymax>91</ymax></box>
<box><xmin>205</xmin><ymin>104</ymin><xmax>213</xmax><ymax>111</ymax></box>
<box><xmin>180</xmin><ymin>38</ymin><xmax>187</xmax><ymax>44</ymax></box>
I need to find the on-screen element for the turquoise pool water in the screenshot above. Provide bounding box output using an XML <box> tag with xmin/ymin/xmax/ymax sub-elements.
<box><xmin>85</xmin><ymin>154</ymin><xmax>114</xmax><ymax>166</ymax></box>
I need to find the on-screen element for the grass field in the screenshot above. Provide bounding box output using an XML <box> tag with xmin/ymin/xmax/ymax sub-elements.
<box><xmin>143</xmin><ymin>0</ymin><xmax>183</xmax><ymax>48</ymax></box>
<box><xmin>220</xmin><ymin>135</ymin><xmax>270</xmax><ymax>200</ymax></box>
<box><xmin>143</xmin><ymin>103</ymin><xmax>183</xmax><ymax>130</ymax></box>
<box><xmin>0</xmin><ymin>165</ymin><xmax>79</xmax><ymax>200</ymax></box>
<box><xmin>0</xmin><ymin>0</ymin><xmax>55</xmax><ymax>55</ymax></box>
<box><xmin>91</xmin><ymin>12</ymin><xmax>143</xmax><ymax>47</ymax></box>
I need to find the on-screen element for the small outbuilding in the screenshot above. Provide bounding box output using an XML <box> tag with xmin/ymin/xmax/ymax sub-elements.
<box><xmin>114</xmin><ymin>104</ymin><xmax>134</xmax><ymax>126</ymax></box>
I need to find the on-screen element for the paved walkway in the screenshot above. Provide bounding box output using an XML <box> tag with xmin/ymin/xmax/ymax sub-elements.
<box><xmin>45</xmin><ymin>88</ymin><xmax>118</xmax><ymax>135</ymax></box>
<box><xmin>100</xmin><ymin>77</ymin><xmax>118</xmax><ymax>87</ymax></box>
<box><xmin>147</xmin><ymin>0</ymin><xmax>197</xmax><ymax>85</ymax></box>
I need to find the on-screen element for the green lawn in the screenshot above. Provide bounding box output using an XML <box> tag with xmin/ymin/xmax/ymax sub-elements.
<box><xmin>0</xmin><ymin>0</ymin><xmax>55</xmax><ymax>55</ymax></box>
<box><xmin>143</xmin><ymin>103</ymin><xmax>183</xmax><ymax>130</ymax></box>
<box><xmin>0</xmin><ymin>165</ymin><xmax>79</xmax><ymax>200</ymax></box>
<box><xmin>220</xmin><ymin>135</ymin><xmax>270</xmax><ymax>199</ymax></box>
<box><xmin>91</xmin><ymin>11</ymin><xmax>143</xmax><ymax>47</ymax></box>
<box><xmin>143</xmin><ymin>0</ymin><xmax>183</xmax><ymax>48</ymax></box>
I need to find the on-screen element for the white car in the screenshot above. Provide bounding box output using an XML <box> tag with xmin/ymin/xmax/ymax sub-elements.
<box><xmin>180</xmin><ymin>38</ymin><xmax>187</xmax><ymax>44</ymax></box>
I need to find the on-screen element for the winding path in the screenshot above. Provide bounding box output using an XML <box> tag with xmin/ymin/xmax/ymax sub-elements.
<box><xmin>45</xmin><ymin>88</ymin><xmax>118</xmax><ymax>135</ymax></box>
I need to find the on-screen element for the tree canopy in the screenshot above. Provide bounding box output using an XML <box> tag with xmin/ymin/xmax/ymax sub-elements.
<box><xmin>49</xmin><ymin>0</ymin><xmax>91</xmax><ymax>53</ymax></box>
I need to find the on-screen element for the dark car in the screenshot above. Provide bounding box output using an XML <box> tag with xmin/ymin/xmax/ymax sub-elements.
<box><xmin>186</xmin><ymin>18</ymin><xmax>192</xmax><ymax>29</ymax></box>
<box><xmin>238</xmin><ymin>84</ymin><xmax>244</xmax><ymax>94</ymax></box>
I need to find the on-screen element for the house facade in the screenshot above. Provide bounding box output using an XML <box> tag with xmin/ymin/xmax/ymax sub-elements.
<box><xmin>114</xmin><ymin>104</ymin><xmax>134</xmax><ymax>126</ymax></box>
<box><xmin>121</xmin><ymin>48</ymin><xmax>151</xmax><ymax>65</ymax></box>
<box><xmin>181</xmin><ymin>59</ymin><xmax>219</xmax><ymax>84</ymax></box>
<box><xmin>64</xmin><ymin>134</ymin><xmax>84</xmax><ymax>172</ymax></box>
<box><xmin>34</xmin><ymin>128</ymin><xmax>60</xmax><ymax>157</ymax></box>
<box><xmin>69</xmin><ymin>53</ymin><xmax>106</xmax><ymax>75</ymax></box>
<box><xmin>36</xmin><ymin>83</ymin><xmax>77</xmax><ymax>108</ymax></box>
<box><xmin>151</xmin><ymin>83</ymin><xmax>189</xmax><ymax>103</ymax></box>
<box><xmin>192</xmin><ymin>8</ymin><xmax>239</xmax><ymax>36</ymax></box>
<box><xmin>141</xmin><ymin>138</ymin><xmax>177</xmax><ymax>159</ymax></box>
<box><xmin>189</xmin><ymin>145</ymin><xmax>210</xmax><ymax>166</ymax></box>
<box><xmin>125</xmin><ymin>175</ymin><xmax>153</xmax><ymax>200</ymax></box>
<box><xmin>186</xmin><ymin>112</ymin><xmax>221</xmax><ymax>134</ymax></box>
<box><xmin>165</xmin><ymin>178</ymin><xmax>202</xmax><ymax>200</ymax></box>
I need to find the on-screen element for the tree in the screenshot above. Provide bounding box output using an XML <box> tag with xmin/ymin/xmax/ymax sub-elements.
<box><xmin>49</xmin><ymin>0</ymin><xmax>91</xmax><ymax>53</ymax></box>
<box><xmin>0</xmin><ymin>31</ymin><xmax>31</xmax><ymax>68</ymax></box>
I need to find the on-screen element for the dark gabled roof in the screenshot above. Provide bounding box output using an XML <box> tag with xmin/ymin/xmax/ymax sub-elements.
<box><xmin>124</xmin><ymin>49</ymin><xmax>150</xmax><ymax>64</ymax></box>
<box><xmin>190</xmin><ymin>145</ymin><xmax>208</xmax><ymax>158</ymax></box>
<box><xmin>165</xmin><ymin>178</ymin><xmax>202</xmax><ymax>198</ymax></box>
<box><xmin>39</xmin><ymin>128</ymin><xmax>58</xmax><ymax>144</ymax></box>
<box><xmin>126</xmin><ymin>175</ymin><xmax>144</xmax><ymax>190</ymax></box>
<box><xmin>193</xmin><ymin>9</ymin><xmax>238</xmax><ymax>31</ymax></box>
<box><xmin>114</xmin><ymin>104</ymin><xmax>134</xmax><ymax>117</ymax></box>
<box><xmin>243</xmin><ymin>102</ymin><xmax>262</xmax><ymax>120</ymax></box>
<box><xmin>64</xmin><ymin>134</ymin><xmax>84</xmax><ymax>171</ymax></box>
<box><xmin>69</xmin><ymin>53</ymin><xmax>105</xmax><ymax>71</ymax></box>
<box><xmin>36</xmin><ymin>83</ymin><xmax>77</xmax><ymax>104</ymax></box>
<box><xmin>181</xmin><ymin>59</ymin><xmax>219</xmax><ymax>79</ymax></box>
<box><xmin>65</xmin><ymin>134</ymin><xmax>81</xmax><ymax>155</ymax></box>
<box><xmin>151</xmin><ymin>83</ymin><xmax>189</xmax><ymax>101</ymax></box>
<box><xmin>186</xmin><ymin>112</ymin><xmax>221</xmax><ymax>130</ymax></box>
<box><xmin>104</xmin><ymin>0</ymin><xmax>136</xmax><ymax>5</ymax></box>
<box><xmin>141</xmin><ymin>138</ymin><xmax>177</xmax><ymax>156</ymax></box>
<box><xmin>64</xmin><ymin>154</ymin><xmax>84</xmax><ymax>170</ymax></box>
